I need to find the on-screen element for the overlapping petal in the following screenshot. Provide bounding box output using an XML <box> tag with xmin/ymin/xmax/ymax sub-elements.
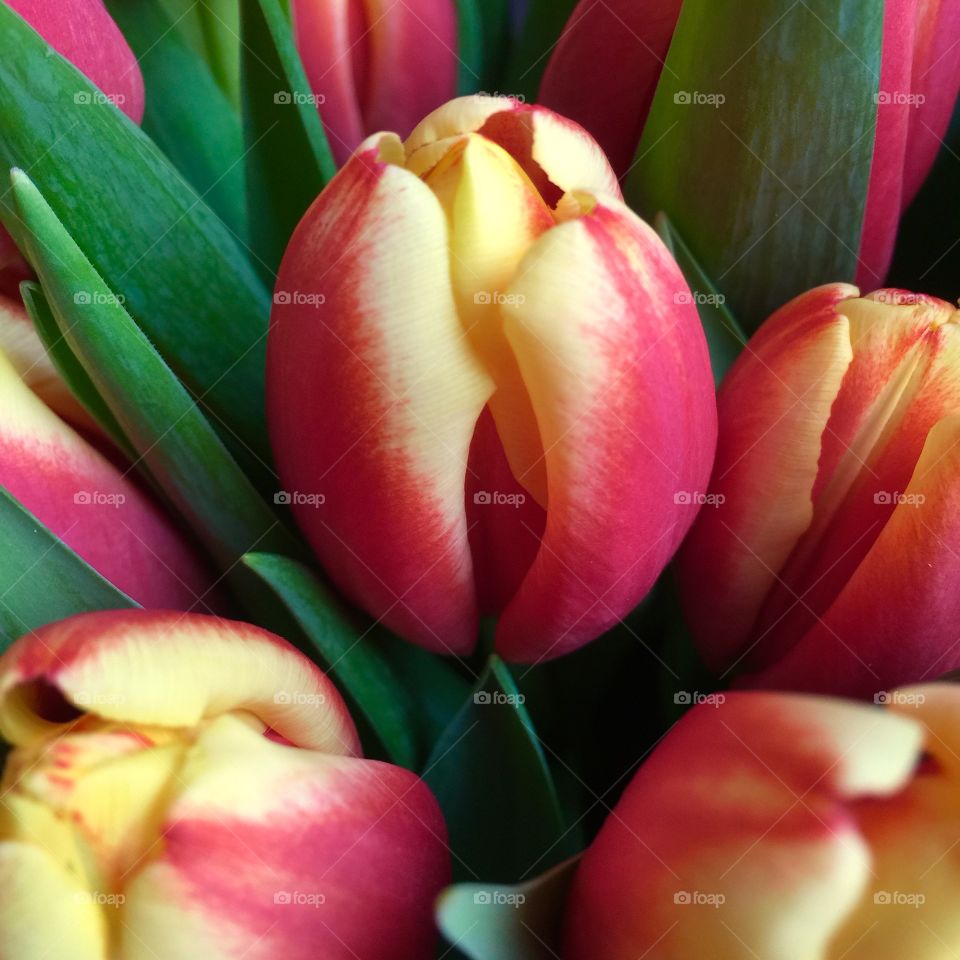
<box><xmin>495</xmin><ymin>194</ymin><xmax>715</xmax><ymax>661</ymax></box>
<box><xmin>267</xmin><ymin>133</ymin><xmax>493</xmax><ymax>655</ymax></box>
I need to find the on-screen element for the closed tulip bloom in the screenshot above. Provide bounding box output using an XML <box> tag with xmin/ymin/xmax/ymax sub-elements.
<box><xmin>565</xmin><ymin>685</ymin><xmax>960</xmax><ymax>960</ymax></box>
<box><xmin>0</xmin><ymin>345</ymin><xmax>214</xmax><ymax>610</ymax></box>
<box><xmin>268</xmin><ymin>95</ymin><xmax>716</xmax><ymax>662</ymax></box>
<box><xmin>0</xmin><ymin>610</ymin><xmax>449</xmax><ymax>960</ymax></box>
<box><xmin>291</xmin><ymin>0</ymin><xmax>457</xmax><ymax>164</ymax></box>
<box><xmin>679</xmin><ymin>284</ymin><xmax>960</xmax><ymax>698</ymax></box>
<box><xmin>539</xmin><ymin>0</ymin><xmax>960</xmax><ymax>285</ymax></box>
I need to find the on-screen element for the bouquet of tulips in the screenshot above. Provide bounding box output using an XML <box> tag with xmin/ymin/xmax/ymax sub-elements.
<box><xmin>2</xmin><ymin>0</ymin><xmax>960</xmax><ymax>957</ymax></box>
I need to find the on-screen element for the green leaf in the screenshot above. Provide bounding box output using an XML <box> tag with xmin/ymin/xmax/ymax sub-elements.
<box><xmin>501</xmin><ymin>0</ymin><xmax>579</xmax><ymax>101</ymax></box>
<box><xmin>436</xmin><ymin>857</ymin><xmax>580</xmax><ymax>960</ymax></box>
<box><xmin>239</xmin><ymin>0</ymin><xmax>337</xmax><ymax>278</ymax></box>
<box><xmin>0</xmin><ymin>488</ymin><xmax>135</xmax><ymax>646</ymax></box>
<box><xmin>0</xmin><ymin>1</ymin><xmax>272</xmax><ymax>473</ymax></box>
<box><xmin>10</xmin><ymin>170</ymin><xmax>296</xmax><ymax>567</ymax></box>
<box><xmin>423</xmin><ymin>657</ymin><xmax>572</xmax><ymax>884</ymax></box>
<box><xmin>627</xmin><ymin>0</ymin><xmax>882</xmax><ymax>331</ymax></box>
<box><xmin>655</xmin><ymin>213</ymin><xmax>746</xmax><ymax>384</ymax></box>
<box><xmin>454</xmin><ymin>0</ymin><xmax>485</xmax><ymax>95</ymax></box>
<box><xmin>242</xmin><ymin>552</ymin><xmax>419</xmax><ymax>768</ymax></box>
<box><xmin>20</xmin><ymin>282</ymin><xmax>136</xmax><ymax>461</ymax></box>
<box><xmin>105</xmin><ymin>0</ymin><xmax>247</xmax><ymax>239</ymax></box>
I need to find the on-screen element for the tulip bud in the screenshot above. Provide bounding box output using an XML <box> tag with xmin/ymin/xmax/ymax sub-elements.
<box><xmin>539</xmin><ymin>0</ymin><xmax>960</xmax><ymax>284</ymax></box>
<box><xmin>0</xmin><ymin>344</ymin><xmax>214</xmax><ymax>610</ymax></box>
<box><xmin>267</xmin><ymin>95</ymin><xmax>717</xmax><ymax>662</ymax></box>
<box><xmin>291</xmin><ymin>0</ymin><xmax>457</xmax><ymax>165</ymax></box>
<box><xmin>0</xmin><ymin>610</ymin><xmax>449</xmax><ymax>959</ymax></box>
<box><xmin>565</xmin><ymin>685</ymin><xmax>960</xmax><ymax>960</ymax></box>
<box><xmin>679</xmin><ymin>284</ymin><xmax>960</xmax><ymax>697</ymax></box>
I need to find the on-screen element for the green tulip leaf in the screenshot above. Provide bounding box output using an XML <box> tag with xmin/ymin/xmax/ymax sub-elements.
<box><xmin>423</xmin><ymin>656</ymin><xmax>572</xmax><ymax>884</ymax></box>
<box><xmin>20</xmin><ymin>282</ymin><xmax>136</xmax><ymax>462</ymax></box>
<box><xmin>0</xmin><ymin>1</ymin><xmax>272</xmax><ymax>475</ymax></box>
<box><xmin>627</xmin><ymin>0</ymin><xmax>882</xmax><ymax>330</ymax></box>
<box><xmin>656</xmin><ymin>213</ymin><xmax>746</xmax><ymax>384</ymax></box>
<box><xmin>0</xmin><ymin>489</ymin><xmax>136</xmax><ymax>647</ymax></box>
<box><xmin>503</xmin><ymin>0</ymin><xmax>579</xmax><ymax>101</ymax></box>
<box><xmin>242</xmin><ymin>552</ymin><xmax>420</xmax><ymax>768</ymax></box>
<box><xmin>436</xmin><ymin>857</ymin><xmax>580</xmax><ymax>960</ymax></box>
<box><xmin>105</xmin><ymin>0</ymin><xmax>247</xmax><ymax>239</ymax></box>
<box><xmin>239</xmin><ymin>0</ymin><xmax>337</xmax><ymax>278</ymax></box>
<box><xmin>10</xmin><ymin>170</ymin><xmax>296</xmax><ymax>568</ymax></box>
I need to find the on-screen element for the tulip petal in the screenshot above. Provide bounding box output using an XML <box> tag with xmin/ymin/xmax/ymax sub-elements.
<box><xmin>291</xmin><ymin>0</ymin><xmax>366</xmax><ymax>164</ymax></box>
<box><xmin>268</xmin><ymin>134</ymin><xmax>493</xmax><ymax>655</ymax></box>
<box><xmin>743</xmin><ymin>411</ymin><xmax>960</xmax><ymax>696</ymax></box>
<box><xmin>405</xmin><ymin>97</ymin><xmax>621</xmax><ymax>203</ymax></box>
<box><xmin>564</xmin><ymin>692</ymin><xmax>923</xmax><ymax>960</ymax></box>
<box><xmin>0</xmin><ymin>610</ymin><xmax>360</xmax><ymax>757</ymax></box>
<box><xmin>0</xmin><ymin>348</ymin><xmax>214</xmax><ymax>611</ymax></box>
<box><xmin>5</xmin><ymin>0</ymin><xmax>145</xmax><ymax>123</ymax></box>
<box><xmin>121</xmin><ymin>715</ymin><xmax>448</xmax><ymax>960</ymax></box>
<box><xmin>0</xmin><ymin>842</ymin><xmax>107</xmax><ymax>959</ymax></box>
<box><xmin>494</xmin><ymin>194</ymin><xmax>715</xmax><ymax>662</ymax></box>
<box><xmin>0</xmin><ymin>292</ymin><xmax>93</xmax><ymax>429</ymax></box>
<box><xmin>677</xmin><ymin>285</ymin><xmax>857</xmax><ymax>672</ymax></box>
<box><xmin>538</xmin><ymin>0</ymin><xmax>684</xmax><ymax>177</ymax></box>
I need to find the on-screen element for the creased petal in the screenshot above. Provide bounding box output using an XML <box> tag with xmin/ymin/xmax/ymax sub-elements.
<box><xmin>678</xmin><ymin>284</ymin><xmax>856</xmax><ymax>672</ymax></box>
<box><xmin>538</xmin><ymin>0</ymin><xmax>684</xmax><ymax>177</ymax></box>
<box><xmin>494</xmin><ymin>194</ymin><xmax>715</xmax><ymax>662</ymax></box>
<box><xmin>268</xmin><ymin>134</ymin><xmax>493</xmax><ymax>655</ymax></box>
<box><xmin>0</xmin><ymin>610</ymin><xmax>360</xmax><ymax>757</ymax></box>
<box><xmin>121</xmin><ymin>716</ymin><xmax>448</xmax><ymax>960</ymax></box>
<box><xmin>564</xmin><ymin>692</ymin><xmax>923</xmax><ymax>960</ymax></box>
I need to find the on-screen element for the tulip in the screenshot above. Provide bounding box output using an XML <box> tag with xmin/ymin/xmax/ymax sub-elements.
<box><xmin>291</xmin><ymin>0</ymin><xmax>457</xmax><ymax>165</ymax></box>
<box><xmin>678</xmin><ymin>284</ymin><xmax>960</xmax><ymax>698</ymax></box>
<box><xmin>565</xmin><ymin>685</ymin><xmax>960</xmax><ymax>960</ymax></box>
<box><xmin>267</xmin><ymin>95</ymin><xmax>717</xmax><ymax>662</ymax></box>
<box><xmin>538</xmin><ymin>0</ymin><xmax>960</xmax><ymax>286</ymax></box>
<box><xmin>0</xmin><ymin>610</ymin><xmax>449</xmax><ymax>959</ymax></box>
<box><xmin>0</xmin><ymin>343</ymin><xmax>215</xmax><ymax>610</ymax></box>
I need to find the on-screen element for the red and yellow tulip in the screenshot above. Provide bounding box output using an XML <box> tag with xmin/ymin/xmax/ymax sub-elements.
<box><xmin>267</xmin><ymin>95</ymin><xmax>717</xmax><ymax>662</ymax></box>
<box><xmin>565</xmin><ymin>685</ymin><xmax>960</xmax><ymax>960</ymax></box>
<box><xmin>539</xmin><ymin>0</ymin><xmax>960</xmax><ymax>286</ymax></box>
<box><xmin>291</xmin><ymin>0</ymin><xmax>457</xmax><ymax>165</ymax></box>
<box><xmin>0</xmin><ymin>343</ymin><xmax>215</xmax><ymax>610</ymax></box>
<box><xmin>679</xmin><ymin>285</ymin><xmax>960</xmax><ymax>698</ymax></box>
<box><xmin>0</xmin><ymin>610</ymin><xmax>449</xmax><ymax>959</ymax></box>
